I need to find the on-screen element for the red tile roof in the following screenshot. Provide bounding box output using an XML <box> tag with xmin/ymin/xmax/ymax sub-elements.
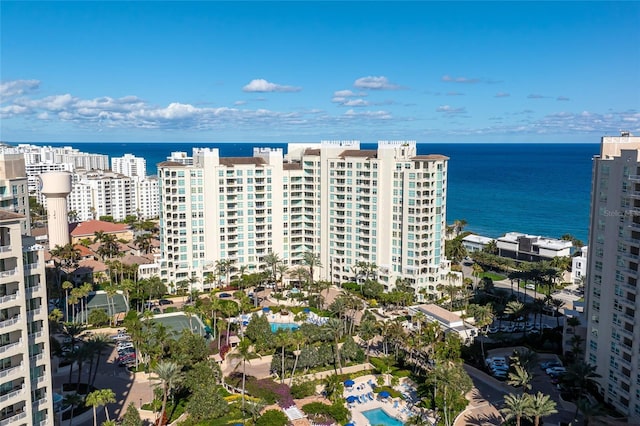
<box><xmin>69</xmin><ymin>220</ymin><xmax>130</xmax><ymax>237</ymax></box>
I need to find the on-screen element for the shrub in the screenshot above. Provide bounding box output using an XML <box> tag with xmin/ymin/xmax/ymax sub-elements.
<box><xmin>302</xmin><ymin>401</ymin><xmax>350</xmax><ymax>424</ymax></box>
<box><xmin>255</xmin><ymin>409</ymin><xmax>288</xmax><ymax>426</ymax></box>
<box><xmin>87</xmin><ymin>309</ymin><xmax>110</xmax><ymax>327</ymax></box>
<box><xmin>291</xmin><ymin>380</ymin><xmax>316</xmax><ymax>399</ymax></box>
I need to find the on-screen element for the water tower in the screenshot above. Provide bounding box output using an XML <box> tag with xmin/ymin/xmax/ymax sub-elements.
<box><xmin>40</xmin><ymin>172</ymin><xmax>72</xmax><ymax>249</ymax></box>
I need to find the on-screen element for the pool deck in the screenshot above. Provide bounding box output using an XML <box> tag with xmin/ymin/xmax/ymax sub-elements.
<box><xmin>344</xmin><ymin>375</ymin><xmax>420</xmax><ymax>426</ymax></box>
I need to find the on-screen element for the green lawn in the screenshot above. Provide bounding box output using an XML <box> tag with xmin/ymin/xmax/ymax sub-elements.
<box><xmin>480</xmin><ymin>272</ymin><xmax>506</xmax><ymax>281</ymax></box>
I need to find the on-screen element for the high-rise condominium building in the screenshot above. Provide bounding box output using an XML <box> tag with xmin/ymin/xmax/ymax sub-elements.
<box><xmin>158</xmin><ymin>141</ymin><xmax>453</xmax><ymax>298</ymax></box>
<box><xmin>112</xmin><ymin>153</ymin><xmax>147</xmax><ymax>178</ymax></box>
<box><xmin>585</xmin><ymin>132</ymin><xmax>640</xmax><ymax>419</ymax></box>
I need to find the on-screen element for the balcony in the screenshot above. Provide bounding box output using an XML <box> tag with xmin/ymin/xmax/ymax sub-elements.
<box><xmin>0</xmin><ymin>245</ymin><xmax>11</xmax><ymax>253</ymax></box>
<box><xmin>0</xmin><ymin>315</ymin><xmax>20</xmax><ymax>329</ymax></box>
<box><xmin>0</xmin><ymin>386</ymin><xmax>25</xmax><ymax>405</ymax></box>
<box><xmin>26</xmin><ymin>285</ymin><xmax>41</xmax><ymax>296</ymax></box>
<box><xmin>24</xmin><ymin>263</ymin><xmax>38</xmax><ymax>272</ymax></box>
<box><xmin>0</xmin><ymin>268</ymin><xmax>17</xmax><ymax>279</ymax></box>
<box><xmin>0</xmin><ymin>363</ymin><xmax>23</xmax><ymax>380</ymax></box>
<box><xmin>0</xmin><ymin>339</ymin><xmax>22</xmax><ymax>355</ymax></box>
<box><xmin>0</xmin><ymin>411</ymin><xmax>26</xmax><ymax>426</ymax></box>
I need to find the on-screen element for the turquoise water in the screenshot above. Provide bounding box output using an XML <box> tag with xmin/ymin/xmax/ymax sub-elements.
<box><xmin>362</xmin><ymin>408</ymin><xmax>404</xmax><ymax>426</ymax></box>
<box><xmin>270</xmin><ymin>322</ymin><xmax>299</xmax><ymax>333</ymax></box>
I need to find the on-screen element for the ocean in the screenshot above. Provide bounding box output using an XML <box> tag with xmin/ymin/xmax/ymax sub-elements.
<box><xmin>29</xmin><ymin>141</ymin><xmax>599</xmax><ymax>244</ymax></box>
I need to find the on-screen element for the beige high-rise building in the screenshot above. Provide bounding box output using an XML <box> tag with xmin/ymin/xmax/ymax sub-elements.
<box><xmin>0</xmin><ymin>211</ymin><xmax>54</xmax><ymax>425</ymax></box>
<box><xmin>157</xmin><ymin>141</ymin><xmax>453</xmax><ymax>299</ymax></box>
<box><xmin>585</xmin><ymin>132</ymin><xmax>640</xmax><ymax>419</ymax></box>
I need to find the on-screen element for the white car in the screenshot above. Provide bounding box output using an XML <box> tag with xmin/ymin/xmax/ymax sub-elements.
<box><xmin>117</xmin><ymin>342</ymin><xmax>134</xmax><ymax>350</ymax></box>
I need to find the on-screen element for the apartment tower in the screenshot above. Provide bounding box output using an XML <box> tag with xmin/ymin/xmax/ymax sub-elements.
<box><xmin>585</xmin><ymin>132</ymin><xmax>640</xmax><ymax>419</ymax></box>
<box><xmin>0</xmin><ymin>151</ymin><xmax>53</xmax><ymax>425</ymax></box>
<box><xmin>157</xmin><ymin>141</ymin><xmax>453</xmax><ymax>298</ymax></box>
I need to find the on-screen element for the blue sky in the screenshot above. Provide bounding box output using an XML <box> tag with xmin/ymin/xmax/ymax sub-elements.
<box><xmin>1</xmin><ymin>1</ymin><xmax>638</xmax><ymax>143</ymax></box>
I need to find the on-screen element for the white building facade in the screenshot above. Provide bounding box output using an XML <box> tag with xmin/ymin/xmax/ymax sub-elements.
<box><xmin>570</xmin><ymin>246</ymin><xmax>588</xmax><ymax>285</ymax></box>
<box><xmin>585</xmin><ymin>132</ymin><xmax>640</xmax><ymax>420</ymax></box>
<box><xmin>157</xmin><ymin>141</ymin><xmax>454</xmax><ymax>299</ymax></box>
<box><xmin>0</xmin><ymin>211</ymin><xmax>54</xmax><ymax>425</ymax></box>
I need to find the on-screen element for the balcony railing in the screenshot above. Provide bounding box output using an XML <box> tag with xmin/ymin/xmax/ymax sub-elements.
<box><xmin>0</xmin><ymin>362</ymin><xmax>23</xmax><ymax>380</ymax></box>
<box><xmin>0</xmin><ymin>339</ymin><xmax>22</xmax><ymax>355</ymax></box>
<box><xmin>0</xmin><ymin>316</ymin><xmax>20</xmax><ymax>329</ymax></box>
<box><xmin>0</xmin><ymin>245</ymin><xmax>11</xmax><ymax>253</ymax></box>
<box><xmin>0</xmin><ymin>291</ymin><xmax>20</xmax><ymax>304</ymax></box>
<box><xmin>0</xmin><ymin>386</ymin><xmax>24</xmax><ymax>404</ymax></box>
<box><xmin>0</xmin><ymin>411</ymin><xmax>26</xmax><ymax>426</ymax></box>
<box><xmin>0</xmin><ymin>268</ymin><xmax>17</xmax><ymax>278</ymax></box>
<box><xmin>23</xmin><ymin>263</ymin><xmax>38</xmax><ymax>271</ymax></box>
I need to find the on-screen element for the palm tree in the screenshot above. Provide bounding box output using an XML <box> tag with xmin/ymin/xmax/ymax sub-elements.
<box><xmin>508</xmin><ymin>364</ymin><xmax>533</xmax><ymax>393</ymax></box>
<box><xmin>227</xmin><ymin>337</ymin><xmax>259</xmax><ymax>412</ymax></box>
<box><xmin>62</xmin><ymin>392</ymin><xmax>83</xmax><ymax>426</ymax></box>
<box><xmin>501</xmin><ymin>393</ymin><xmax>532</xmax><ymax>426</ymax></box>
<box><xmin>505</xmin><ymin>300</ymin><xmax>525</xmax><ymax>330</ymax></box>
<box><xmin>85</xmin><ymin>388</ymin><xmax>116</xmax><ymax>426</ymax></box>
<box><xmin>215</xmin><ymin>259</ymin><xmax>232</xmax><ymax>289</ymax></box>
<box><xmin>563</xmin><ymin>361</ymin><xmax>601</xmax><ymax>420</ymax></box>
<box><xmin>274</xmin><ymin>330</ymin><xmax>293</xmax><ymax>384</ymax></box>
<box><xmin>323</xmin><ymin>317</ymin><xmax>344</xmax><ymax>374</ymax></box>
<box><xmin>469</xmin><ymin>303</ymin><xmax>493</xmax><ymax>360</ymax></box>
<box><xmin>263</xmin><ymin>251</ymin><xmax>281</xmax><ymax>289</ymax></box>
<box><xmin>62</xmin><ymin>280</ymin><xmax>74</xmax><ymax>321</ymax></box>
<box><xmin>288</xmin><ymin>330</ymin><xmax>306</xmax><ymax>386</ymax></box>
<box><xmin>322</xmin><ymin>373</ymin><xmax>344</xmax><ymax>403</ymax></box>
<box><xmin>151</xmin><ymin>361</ymin><xmax>183</xmax><ymax>426</ymax></box>
<box><xmin>526</xmin><ymin>392</ymin><xmax>557</xmax><ymax>426</ymax></box>
<box><xmin>88</xmin><ymin>333</ymin><xmax>111</xmax><ymax>387</ymax></box>
<box><xmin>550</xmin><ymin>298</ymin><xmax>565</xmax><ymax>328</ymax></box>
<box><xmin>302</xmin><ymin>251</ymin><xmax>322</xmax><ymax>293</ymax></box>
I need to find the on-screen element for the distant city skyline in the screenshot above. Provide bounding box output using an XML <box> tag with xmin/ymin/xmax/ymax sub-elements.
<box><xmin>1</xmin><ymin>1</ymin><xmax>638</xmax><ymax>143</ymax></box>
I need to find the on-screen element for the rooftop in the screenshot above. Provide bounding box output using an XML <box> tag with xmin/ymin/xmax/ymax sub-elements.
<box><xmin>69</xmin><ymin>220</ymin><xmax>130</xmax><ymax>237</ymax></box>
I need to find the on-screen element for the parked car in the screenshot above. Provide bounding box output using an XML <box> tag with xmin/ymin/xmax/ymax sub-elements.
<box><xmin>159</xmin><ymin>299</ymin><xmax>173</xmax><ymax>305</ymax></box>
<box><xmin>546</xmin><ymin>366</ymin><xmax>567</xmax><ymax>375</ymax></box>
<box><xmin>540</xmin><ymin>360</ymin><xmax>563</xmax><ymax>370</ymax></box>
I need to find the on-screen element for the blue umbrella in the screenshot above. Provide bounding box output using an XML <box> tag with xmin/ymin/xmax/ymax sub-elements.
<box><xmin>379</xmin><ymin>390</ymin><xmax>391</xmax><ymax>398</ymax></box>
<box><xmin>262</xmin><ymin>307</ymin><xmax>271</xmax><ymax>312</ymax></box>
<box><xmin>345</xmin><ymin>423</ymin><xmax>355</xmax><ymax>426</ymax></box>
<box><xmin>344</xmin><ymin>379</ymin><xmax>355</xmax><ymax>387</ymax></box>
<box><xmin>303</xmin><ymin>307</ymin><xmax>311</xmax><ymax>313</ymax></box>
<box><xmin>345</xmin><ymin>396</ymin><xmax>358</xmax><ymax>403</ymax></box>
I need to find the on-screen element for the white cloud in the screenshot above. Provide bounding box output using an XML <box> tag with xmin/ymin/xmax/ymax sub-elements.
<box><xmin>234</xmin><ymin>100</ymin><xmax>247</xmax><ymax>106</ymax></box>
<box><xmin>333</xmin><ymin>89</ymin><xmax>366</xmax><ymax>98</ymax></box>
<box><xmin>0</xmin><ymin>79</ymin><xmax>40</xmax><ymax>98</ymax></box>
<box><xmin>242</xmin><ymin>79</ymin><xmax>301</xmax><ymax>93</ymax></box>
<box><xmin>495</xmin><ymin>92</ymin><xmax>510</xmax><ymax>98</ymax></box>
<box><xmin>441</xmin><ymin>75</ymin><xmax>480</xmax><ymax>84</ymax></box>
<box><xmin>527</xmin><ymin>94</ymin><xmax>548</xmax><ymax>99</ymax></box>
<box><xmin>436</xmin><ymin>105</ymin><xmax>467</xmax><ymax>114</ymax></box>
<box><xmin>557</xmin><ymin>96</ymin><xmax>570</xmax><ymax>101</ymax></box>
<box><xmin>354</xmin><ymin>76</ymin><xmax>400</xmax><ymax>90</ymax></box>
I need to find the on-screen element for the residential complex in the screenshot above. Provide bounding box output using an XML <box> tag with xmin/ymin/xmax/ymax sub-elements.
<box><xmin>0</xmin><ymin>157</ymin><xmax>54</xmax><ymax>424</ymax></box>
<box><xmin>585</xmin><ymin>132</ymin><xmax>640</xmax><ymax>419</ymax></box>
<box><xmin>496</xmin><ymin>232</ymin><xmax>572</xmax><ymax>262</ymax></box>
<box><xmin>0</xmin><ymin>144</ymin><xmax>159</xmax><ymax>222</ymax></box>
<box><xmin>158</xmin><ymin>141</ymin><xmax>454</xmax><ymax>298</ymax></box>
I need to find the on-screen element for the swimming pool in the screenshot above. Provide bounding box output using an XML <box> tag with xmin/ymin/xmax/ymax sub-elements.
<box><xmin>270</xmin><ymin>322</ymin><xmax>300</xmax><ymax>332</ymax></box>
<box><xmin>362</xmin><ymin>408</ymin><xmax>404</xmax><ymax>426</ymax></box>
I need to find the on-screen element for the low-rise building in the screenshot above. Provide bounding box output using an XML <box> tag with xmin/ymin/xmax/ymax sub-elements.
<box><xmin>408</xmin><ymin>303</ymin><xmax>477</xmax><ymax>345</ymax></box>
<box><xmin>497</xmin><ymin>232</ymin><xmax>572</xmax><ymax>262</ymax></box>
<box><xmin>461</xmin><ymin>234</ymin><xmax>494</xmax><ymax>253</ymax></box>
<box><xmin>570</xmin><ymin>246</ymin><xmax>588</xmax><ymax>285</ymax></box>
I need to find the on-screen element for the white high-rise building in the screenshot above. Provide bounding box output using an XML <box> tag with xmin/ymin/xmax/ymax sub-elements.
<box><xmin>0</xmin><ymin>212</ymin><xmax>54</xmax><ymax>425</ymax></box>
<box><xmin>112</xmin><ymin>154</ymin><xmax>147</xmax><ymax>178</ymax></box>
<box><xmin>585</xmin><ymin>132</ymin><xmax>640</xmax><ymax>419</ymax></box>
<box><xmin>157</xmin><ymin>141</ymin><xmax>453</xmax><ymax>298</ymax></box>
